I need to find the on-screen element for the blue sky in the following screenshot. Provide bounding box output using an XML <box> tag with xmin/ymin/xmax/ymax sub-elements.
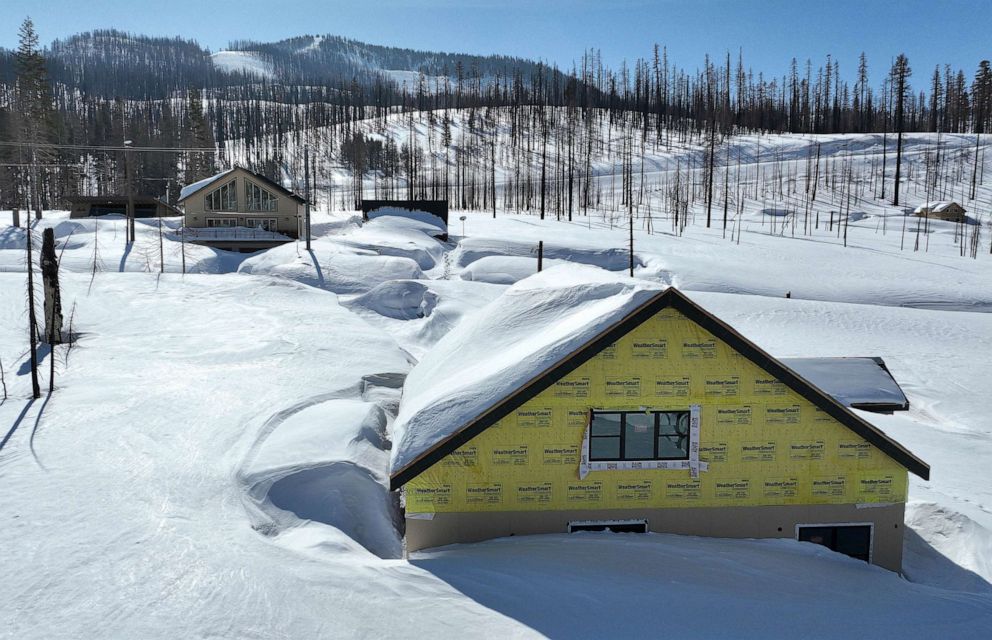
<box><xmin>5</xmin><ymin>0</ymin><xmax>990</xmax><ymax>85</ymax></box>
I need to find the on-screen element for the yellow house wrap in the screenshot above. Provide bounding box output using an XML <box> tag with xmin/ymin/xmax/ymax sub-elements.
<box><xmin>405</xmin><ymin>305</ymin><xmax>909</xmax><ymax>514</ymax></box>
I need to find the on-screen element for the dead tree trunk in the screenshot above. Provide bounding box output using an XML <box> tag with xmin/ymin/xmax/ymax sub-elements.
<box><xmin>41</xmin><ymin>228</ymin><xmax>63</xmax><ymax>345</ymax></box>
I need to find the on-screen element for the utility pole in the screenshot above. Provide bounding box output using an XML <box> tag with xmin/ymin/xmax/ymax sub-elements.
<box><xmin>304</xmin><ymin>147</ymin><xmax>312</xmax><ymax>251</ymax></box>
<box><xmin>158</xmin><ymin>183</ymin><xmax>167</xmax><ymax>274</ymax></box>
<box><xmin>492</xmin><ymin>139</ymin><xmax>497</xmax><ymax>219</ymax></box>
<box><xmin>629</xmin><ymin>199</ymin><xmax>634</xmax><ymax>277</ymax></box>
<box><xmin>26</xmin><ymin>220</ymin><xmax>40</xmax><ymax>399</ymax></box>
<box><xmin>124</xmin><ymin>139</ymin><xmax>135</xmax><ymax>244</ymax></box>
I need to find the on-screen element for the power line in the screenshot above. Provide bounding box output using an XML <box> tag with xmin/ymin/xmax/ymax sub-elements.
<box><xmin>0</xmin><ymin>140</ymin><xmax>217</xmax><ymax>153</ymax></box>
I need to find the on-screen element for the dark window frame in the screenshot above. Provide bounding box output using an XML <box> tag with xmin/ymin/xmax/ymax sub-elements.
<box><xmin>589</xmin><ymin>409</ymin><xmax>690</xmax><ymax>462</ymax></box>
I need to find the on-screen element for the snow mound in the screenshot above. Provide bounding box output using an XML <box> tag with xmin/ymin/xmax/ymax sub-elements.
<box><xmin>242</xmin><ymin>395</ymin><xmax>403</xmax><ymax>559</ymax></box>
<box><xmin>904</xmin><ymin>502</ymin><xmax>992</xmax><ymax>593</ymax></box>
<box><xmin>346</xmin><ymin>279</ymin><xmax>508</xmax><ymax>359</ymax></box>
<box><xmin>342</xmin><ymin>215</ymin><xmax>448</xmax><ymax>270</ymax></box>
<box><xmin>390</xmin><ymin>265</ymin><xmax>664</xmax><ymax>473</ymax></box>
<box><xmin>452</xmin><ymin>236</ymin><xmax>641</xmax><ymax>272</ymax></box>
<box><xmin>238</xmin><ymin>241</ymin><xmax>424</xmax><ymax>294</ymax></box>
<box><xmin>348</xmin><ymin>280</ymin><xmax>440</xmax><ymax>320</ymax></box>
<box><xmin>412</xmin><ymin>532</ymin><xmax>992</xmax><ymax>639</ymax></box>
<box><xmin>366</xmin><ymin>207</ymin><xmax>447</xmax><ymax>236</ymax></box>
<box><xmin>268</xmin><ymin>462</ymin><xmax>401</xmax><ymax>559</ymax></box>
<box><xmin>459</xmin><ymin>255</ymin><xmax>571</xmax><ymax>284</ymax></box>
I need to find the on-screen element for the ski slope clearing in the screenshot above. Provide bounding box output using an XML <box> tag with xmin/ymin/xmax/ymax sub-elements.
<box><xmin>211</xmin><ymin>50</ymin><xmax>275</xmax><ymax>78</ymax></box>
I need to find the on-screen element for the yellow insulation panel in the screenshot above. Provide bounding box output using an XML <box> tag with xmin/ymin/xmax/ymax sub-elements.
<box><xmin>406</xmin><ymin>307</ymin><xmax>908</xmax><ymax>513</ymax></box>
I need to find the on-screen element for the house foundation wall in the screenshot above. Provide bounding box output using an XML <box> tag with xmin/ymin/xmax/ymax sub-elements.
<box><xmin>405</xmin><ymin>502</ymin><xmax>905</xmax><ymax>571</ymax></box>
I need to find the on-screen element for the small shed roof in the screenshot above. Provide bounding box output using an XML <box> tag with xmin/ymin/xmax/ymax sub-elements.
<box><xmin>779</xmin><ymin>357</ymin><xmax>909</xmax><ymax>412</ymax></box>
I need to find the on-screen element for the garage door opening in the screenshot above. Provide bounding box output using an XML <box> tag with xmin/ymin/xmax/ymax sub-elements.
<box><xmin>797</xmin><ymin>524</ymin><xmax>873</xmax><ymax>562</ymax></box>
<box><xmin>568</xmin><ymin>519</ymin><xmax>648</xmax><ymax>534</ymax></box>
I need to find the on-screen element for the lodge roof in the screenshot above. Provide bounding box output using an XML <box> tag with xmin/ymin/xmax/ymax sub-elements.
<box><xmin>178</xmin><ymin>166</ymin><xmax>305</xmax><ymax>204</ymax></box>
<box><xmin>389</xmin><ymin>271</ymin><xmax>930</xmax><ymax>489</ymax></box>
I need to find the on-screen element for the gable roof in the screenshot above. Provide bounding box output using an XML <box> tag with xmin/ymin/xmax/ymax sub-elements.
<box><xmin>177</xmin><ymin>166</ymin><xmax>306</xmax><ymax>203</ymax></box>
<box><xmin>389</xmin><ymin>275</ymin><xmax>930</xmax><ymax>490</ymax></box>
<box><xmin>178</xmin><ymin>168</ymin><xmax>235</xmax><ymax>201</ymax></box>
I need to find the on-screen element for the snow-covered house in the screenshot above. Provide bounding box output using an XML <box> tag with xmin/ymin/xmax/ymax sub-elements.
<box><xmin>178</xmin><ymin>166</ymin><xmax>305</xmax><ymax>249</ymax></box>
<box><xmin>360</xmin><ymin>200</ymin><xmax>449</xmax><ymax>240</ymax></box>
<box><xmin>389</xmin><ymin>268</ymin><xmax>929</xmax><ymax>571</ymax></box>
<box><xmin>913</xmin><ymin>201</ymin><xmax>967</xmax><ymax>222</ymax></box>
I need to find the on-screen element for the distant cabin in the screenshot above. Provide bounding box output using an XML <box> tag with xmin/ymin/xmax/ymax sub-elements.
<box><xmin>390</xmin><ymin>284</ymin><xmax>929</xmax><ymax>572</ymax></box>
<box><xmin>68</xmin><ymin>195</ymin><xmax>181</xmax><ymax>219</ymax></box>
<box><xmin>913</xmin><ymin>201</ymin><xmax>966</xmax><ymax>222</ymax></box>
<box><xmin>178</xmin><ymin>166</ymin><xmax>306</xmax><ymax>251</ymax></box>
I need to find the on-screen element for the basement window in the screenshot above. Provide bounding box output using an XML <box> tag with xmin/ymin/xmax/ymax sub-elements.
<box><xmin>589</xmin><ymin>410</ymin><xmax>690</xmax><ymax>461</ymax></box>
<box><xmin>569</xmin><ymin>519</ymin><xmax>648</xmax><ymax>534</ymax></box>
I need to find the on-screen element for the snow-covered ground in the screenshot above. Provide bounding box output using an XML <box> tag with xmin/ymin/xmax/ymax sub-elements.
<box><xmin>2</xmin><ymin>127</ymin><xmax>992</xmax><ymax>636</ymax></box>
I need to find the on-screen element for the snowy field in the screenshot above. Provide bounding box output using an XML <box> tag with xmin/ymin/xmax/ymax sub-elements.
<box><xmin>2</xmin><ymin>130</ymin><xmax>992</xmax><ymax>637</ymax></box>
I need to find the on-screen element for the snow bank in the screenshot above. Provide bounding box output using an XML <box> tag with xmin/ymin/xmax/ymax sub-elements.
<box><xmin>412</xmin><ymin>532</ymin><xmax>992</xmax><ymax>639</ymax></box>
<box><xmin>242</xmin><ymin>398</ymin><xmax>402</xmax><ymax>559</ymax></box>
<box><xmin>452</xmin><ymin>235</ymin><xmax>640</xmax><ymax>273</ymax></box>
<box><xmin>459</xmin><ymin>255</ymin><xmax>571</xmax><ymax>284</ymax></box>
<box><xmin>345</xmin><ymin>279</ymin><xmax>507</xmax><ymax>359</ymax></box>
<box><xmin>0</xmin><ymin>213</ymin><xmax>250</xmax><ymax>274</ymax></box>
<box><xmin>366</xmin><ymin>207</ymin><xmax>447</xmax><ymax>236</ymax></box>
<box><xmin>904</xmin><ymin>502</ymin><xmax>992</xmax><ymax>594</ymax></box>
<box><xmin>238</xmin><ymin>241</ymin><xmax>424</xmax><ymax>293</ymax></box>
<box><xmin>390</xmin><ymin>265</ymin><xmax>663</xmax><ymax>473</ymax></box>
<box><xmin>343</xmin><ymin>215</ymin><xmax>448</xmax><ymax>270</ymax></box>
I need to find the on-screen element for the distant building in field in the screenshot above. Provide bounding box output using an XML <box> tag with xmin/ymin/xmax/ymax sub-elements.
<box><xmin>390</xmin><ymin>281</ymin><xmax>929</xmax><ymax>572</ymax></box>
<box><xmin>178</xmin><ymin>166</ymin><xmax>306</xmax><ymax>251</ymax></box>
<box><xmin>68</xmin><ymin>195</ymin><xmax>181</xmax><ymax>219</ymax></box>
<box><xmin>913</xmin><ymin>201</ymin><xmax>966</xmax><ymax>223</ymax></box>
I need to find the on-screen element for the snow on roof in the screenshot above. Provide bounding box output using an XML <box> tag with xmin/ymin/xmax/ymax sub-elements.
<box><xmin>366</xmin><ymin>207</ymin><xmax>447</xmax><ymax>234</ymax></box>
<box><xmin>178</xmin><ymin>168</ymin><xmax>235</xmax><ymax>201</ymax></box>
<box><xmin>913</xmin><ymin>201</ymin><xmax>962</xmax><ymax>214</ymax></box>
<box><xmin>780</xmin><ymin>357</ymin><xmax>908</xmax><ymax>410</ymax></box>
<box><xmin>390</xmin><ymin>265</ymin><xmax>665</xmax><ymax>474</ymax></box>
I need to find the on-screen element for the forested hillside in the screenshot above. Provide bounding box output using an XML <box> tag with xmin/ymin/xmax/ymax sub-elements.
<box><xmin>0</xmin><ymin>20</ymin><xmax>990</xmax><ymax>218</ymax></box>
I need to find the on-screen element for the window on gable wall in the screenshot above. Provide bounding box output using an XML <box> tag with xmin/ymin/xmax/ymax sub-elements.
<box><xmin>245</xmin><ymin>181</ymin><xmax>278</xmax><ymax>212</ymax></box>
<box><xmin>589</xmin><ymin>410</ymin><xmax>690</xmax><ymax>461</ymax></box>
<box><xmin>205</xmin><ymin>180</ymin><xmax>237</xmax><ymax>211</ymax></box>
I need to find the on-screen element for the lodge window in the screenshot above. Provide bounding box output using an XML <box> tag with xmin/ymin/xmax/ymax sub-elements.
<box><xmin>589</xmin><ymin>410</ymin><xmax>690</xmax><ymax>461</ymax></box>
<box><xmin>245</xmin><ymin>181</ymin><xmax>278</xmax><ymax>212</ymax></box>
<box><xmin>205</xmin><ymin>180</ymin><xmax>238</xmax><ymax>211</ymax></box>
<box><xmin>206</xmin><ymin>218</ymin><xmax>236</xmax><ymax>228</ymax></box>
<box><xmin>247</xmin><ymin>218</ymin><xmax>278</xmax><ymax>231</ymax></box>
